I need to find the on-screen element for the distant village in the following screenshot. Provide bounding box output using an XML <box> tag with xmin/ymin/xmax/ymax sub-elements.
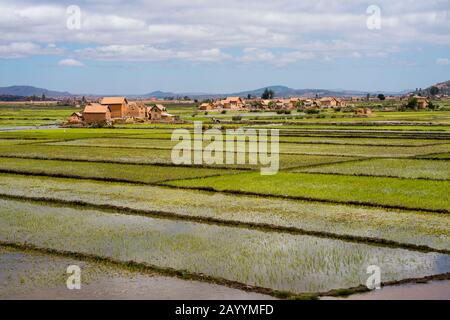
<box><xmin>63</xmin><ymin>93</ymin><xmax>438</xmax><ymax>126</ymax></box>
<box><xmin>197</xmin><ymin>94</ymin><xmax>432</xmax><ymax>115</ymax></box>
<box><xmin>66</xmin><ymin>97</ymin><xmax>179</xmax><ymax>126</ymax></box>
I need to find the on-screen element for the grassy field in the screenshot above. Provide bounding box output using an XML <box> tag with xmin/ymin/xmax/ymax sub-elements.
<box><xmin>296</xmin><ymin>158</ymin><xmax>450</xmax><ymax>180</ymax></box>
<box><xmin>420</xmin><ymin>153</ymin><xmax>450</xmax><ymax>159</ymax></box>
<box><xmin>167</xmin><ymin>172</ymin><xmax>450</xmax><ymax>212</ymax></box>
<box><xmin>1</xmin><ymin>108</ymin><xmax>450</xmax><ymax>298</ymax></box>
<box><xmin>0</xmin><ymin>106</ymin><xmax>80</xmax><ymax>127</ymax></box>
<box><xmin>42</xmin><ymin>137</ymin><xmax>450</xmax><ymax>158</ymax></box>
<box><xmin>0</xmin><ymin>145</ymin><xmax>359</xmax><ymax>169</ymax></box>
<box><xmin>0</xmin><ymin>158</ymin><xmax>239</xmax><ymax>183</ymax></box>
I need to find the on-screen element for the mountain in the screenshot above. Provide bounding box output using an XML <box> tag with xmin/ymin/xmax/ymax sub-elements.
<box><xmin>0</xmin><ymin>85</ymin><xmax>72</xmax><ymax>97</ymax></box>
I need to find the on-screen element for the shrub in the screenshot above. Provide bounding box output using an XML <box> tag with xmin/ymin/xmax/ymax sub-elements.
<box><xmin>305</xmin><ymin>109</ymin><xmax>320</xmax><ymax>114</ymax></box>
<box><xmin>232</xmin><ymin>115</ymin><xmax>242</xmax><ymax>121</ymax></box>
<box><xmin>342</xmin><ymin>107</ymin><xmax>354</xmax><ymax>113</ymax></box>
<box><xmin>221</xmin><ymin>110</ymin><xmax>227</xmax><ymax>114</ymax></box>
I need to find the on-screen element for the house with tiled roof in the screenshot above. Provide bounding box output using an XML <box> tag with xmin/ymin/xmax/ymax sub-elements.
<box><xmin>82</xmin><ymin>103</ymin><xmax>111</xmax><ymax>124</ymax></box>
<box><xmin>100</xmin><ymin>96</ymin><xmax>128</xmax><ymax>118</ymax></box>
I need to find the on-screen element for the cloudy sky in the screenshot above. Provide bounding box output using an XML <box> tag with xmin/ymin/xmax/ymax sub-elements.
<box><xmin>0</xmin><ymin>0</ymin><xmax>449</xmax><ymax>94</ymax></box>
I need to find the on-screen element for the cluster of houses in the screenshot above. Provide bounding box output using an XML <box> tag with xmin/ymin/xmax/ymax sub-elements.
<box><xmin>67</xmin><ymin>97</ymin><xmax>177</xmax><ymax>126</ymax></box>
<box><xmin>198</xmin><ymin>95</ymin><xmax>433</xmax><ymax>112</ymax></box>
<box><xmin>198</xmin><ymin>96</ymin><xmax>348</xmax><ymax>111</ymax></box>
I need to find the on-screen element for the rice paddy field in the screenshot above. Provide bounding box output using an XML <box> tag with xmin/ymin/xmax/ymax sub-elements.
<box><xmin>0</xmin><ymin>108</ymin><xmax>449</xmax><ymax>299</ymax></box>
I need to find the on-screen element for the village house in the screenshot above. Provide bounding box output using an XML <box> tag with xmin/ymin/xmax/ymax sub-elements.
<box><xmin>83</xmin><ymin>103</ymin><xmax>111</xmax><ymax>124</ymax></box>
<box><xmin>319</xmin><ymin>97</ymin><xmax>347</xmax><ymax>108</ymax></box>
<box><xmin>289</xmin><ymin>98</ymin><xmax>301</xmax><ymax>109</ymax></box>
<box><xmin>414</xmin><ymin>96</ymin><xmax>429</xmax><ymax>109</ymax></box>
<box><xmin>100</xmin><ymin>97</ymin><xmax>128</xmax><ymax>118</ymax></box>
<box><xmin>260</xmin><ymin>100</ymin><xmax>271</xmax><ymax>110</ymax></box>
<box><xmin>150</xmin><ymin>104</ymin><xmax>175</xmax><ymax>122</ymax></box>
<box><xmin>319</xmin><ymin>97</ymin><xmax>337</xmax><ymax>108</ymax></box>
<box><xmin>67</xmin><ymin>112</ymin><xmax>83</xmax><ymax>124</ymax></box>
<box><xmin>127</xmin><ymin>101</ymin><xmax>146</xmax><ymax>118</ymax></box>
<box><xmin>198</xmin><ymin>102</ymin><xmax>214</xmax><ymax>111</ymax></box>
<box><xmin>66</xmin><ymin>97</ymin><xmax>180</xmax><ymax>126</ymax></box>
<box><xmin>219</xmin><ymin>97</ymin><xmax>245</xmax><ymax>110</ymax></box>
<box><xmin>303</xmin><ymin>99</ymin><xmax>321</xmax><ymax>109</ymax></box>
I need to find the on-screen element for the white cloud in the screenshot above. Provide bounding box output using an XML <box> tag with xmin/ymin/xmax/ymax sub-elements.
<box><xmin>275</xmin><ymin>51</ymin><xmax>315</xmax><ymax>66</ymax></box>
<box><xmin>76</xmin><ymin>45</ymin><xmax>230</xmax><ymax>62</ymax></box>
<box><xmin>0</xmin><ymin>1</ymin><xmax>449</xmax><ymax>64</ymax></box>
<box><xmin>436</xmin><ymin>58</ymin><xmax>450</xmax><ymax>65</ymax></box>
<box><xmin>0</xmin><ymin>42</ymin><xmax>62</xmax><ymax>58</ymax></box>
<box><xmin>239</xmin><ymin>48</ymin><xmax>275</xmax><ymax>63</ymax></box>
<box><xmin>58</xmin><ymin>58</ymin><xmax>84</xmax><ymax>67</ymax></box>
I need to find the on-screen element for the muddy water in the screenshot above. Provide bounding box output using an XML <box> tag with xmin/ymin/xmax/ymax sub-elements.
<box><xmin>322</xmin><ymin>280</ymin><xmax>450</xmax><ymax>300</ymax></box>
<box><xmin>0</xmin><ymin>247</ymin><xmax>275</xmax><ymax>300</ymax></box>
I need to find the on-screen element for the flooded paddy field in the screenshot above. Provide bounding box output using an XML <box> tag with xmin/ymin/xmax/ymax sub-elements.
<box><xmin>322</xmin><ymin>280</ymin><xmax>450</xmax><ymax>300</ymax></box>
<box><xmin>1</xmin><ymin>198</ymin><xmax>450</xmax><ymax>295</ymax></box>
<box><xmin>0</xmin><ymin>173</ymin><xmax>449</xmax><ymax>252</ymax></box>
<box><xmin>0</xmin><ymin>246</ymin><xmax>273</xmax><ymax>300</ymax></box>
<box><xmin>0</xmin><ymin>123</ymin><xmax>449</xmax><ymax>299</ymax></box>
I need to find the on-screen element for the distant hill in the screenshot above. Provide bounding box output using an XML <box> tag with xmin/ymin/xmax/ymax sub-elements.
<box><xmin>421</xmin><ymin>80</ymin><xmax>450</xmax><ymax>95</ymax></box>
<box><xmin>144</xmin><ymin>90</ymin><xmax>177</xmax><ymax>98</ymax></box>
<box><xmin>0</xmin><ymin>86</ymin><xmax>72</xmax><ymax>97</ymax></box>
<box><xmin>142</xmin><ymin>85</ymin><xmax>403</xmax><ymax>99</ymax></box>
<box><xmin>232</xmin><ymin>85</ymin><xmax>370</xmax><ymax>98</ymax></box>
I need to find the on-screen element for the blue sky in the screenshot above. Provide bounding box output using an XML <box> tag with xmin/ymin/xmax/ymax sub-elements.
<box><xmin>0</xmin><ymin>0</ymin><xmax>449</xmax><ymax>94</ymax></box>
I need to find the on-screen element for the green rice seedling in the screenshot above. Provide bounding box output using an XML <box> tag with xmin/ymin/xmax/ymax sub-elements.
<box><xmin>0</xmin><ymin>174</ymin><xmax>448</xmax><ymax>251</ymax></box>
<box><xmin>167</xmin><ymin>172</ymin><xmax>450</xmax><ymax>212</ymax></box>
<box><xmin>296</xmin><ymin>158</ymin><xmax>450</xmax><ymax>180</ymax></box>
<box><xmin>0</xmin><ymin>158</ymin><xmax>239</xmax><ymax>183</ymax></box>
<box><xmin>1</xmin><ymin>198</ymin><xmax>449</xmax><ymax>294</ymax></box>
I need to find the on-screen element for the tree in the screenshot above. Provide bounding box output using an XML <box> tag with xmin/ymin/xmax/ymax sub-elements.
<box><xmin>430</xmin><ymin>86</ymin><xmax>439</xmax><ymax>96</ymax></box>
<box><xmin>268</xmin><ymin>101</ymin><xmax>276</xmax><ymax>109</ymax></box>
<box><xmin>406</xmin><ymin>97</ymin><xmax>418</xmax><ymax>110</ymax></box>
<box><xmin>377</xmin><ymin>94</ymin><xmax>385</xmax><ymax>101</ymax></box>
<box><xmin>247</xmin><ymin>94</ymin><xmax>252</xmax><ymax>99</ymax></box>
<box><xmin>41</xmin><ymin>93</ymin><xmax>46</xmax><ymax>101</ymax></box>
<box><xmin>366</xmin><ymin>93</ymin><xmax>370</xmax><ymax>101</ymax></box>
<box><xmin>261</xmin><ymin>88</ymin><xmax>274</xmax><ymax>99</ymax></box>
<box><xmin>295</xmin><ymin>100</ymin><xmax>304</xmax><ymax>109</ymax></box>
<box><xmin>428</xmin><ymin>101</ymin><xmax>439</xmax><ymax>110</ymax></box>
